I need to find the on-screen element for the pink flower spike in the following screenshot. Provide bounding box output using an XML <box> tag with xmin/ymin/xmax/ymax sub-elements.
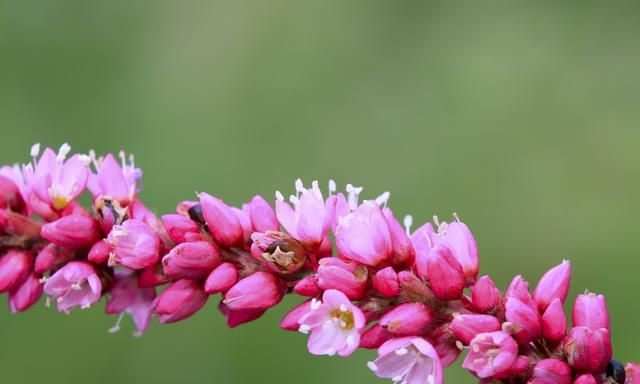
<box><xmin>504</xmin><ymin>296</ymin><xmax>542</xmax><ymax>345</ymax></box>
<box><xmin>573</xmin><ymin>374</ymin><xmax>597</xmax><ymax>384</ymax></box>
<box><xmin>450</xmin><ymin>314</ymin><xmax>501</xmax><ymax>345</ymax></box>
<box><xmin>373</xmin><ymin>267</ymin><xmax>400</xmax><ymax>298</ymax></box>
<box><xmin>204</xmin><ymin>262</ymin><xmax>239</xmax><ymax>294</ymax></box>
<box><xmin>107</xmin><ymin>219</ymin><xmax>160</xmax><ymax>269</ymax></box>
<box><xmin>382</xmin><ymin>208</ymin><xmax>415</xmax><ymax>268</ymax></box>
<box><xmin>199</xmin><ymin>192</ymin><xmax>243</xmax><ymax>247</ymax></box>
<box><xmin>426</xmin><ymin>244</ymin><xmax>465</xmax><ymax>301</ymax></box>
<box><xmin>41</xmin><ymin>214</ymin><xmax>102</xmax><ymax>249</ymax></box>
<box><xmin>105</xmin><ymin>269</ymin><xmax>155</xmax><ymax>336</ymax></box>
<box><xmin>316</xmin><ymin>258</ymin><xmax>368</xmax><ymax>300</ymax></box>
<box><xmin>43</xmin><ymin>261</ymin><xmax>102</xmax><ymax>312</ymax></box>
<box><xmin>223</xmin><ymin>272</ymin><xmax>284</xmax><ymax>311</ymax></box>
<box><xmin>0</xmin><ymin>249</ymin><xmax>33</xmax><ymax>293</ymax></box>
<box><xmin>471</xmin><ymin>275</ymin><xmax>501</xmax><ymax>313</ymax></box>
<box><xmin>533</xmin><ymin>260</ymin><xmax>571</xmax><ymax>313</ymax></box>
<box><xmin>298</xmin><ymin>289</ymin><xmax>365</xmax><ymax>357</ymax></box>
<box><xmin>335</xmin><ymin>201</ymin><xmax>393</xmax><ymax>267</ymax></box>
<box><xmin>275</xmin><ymin>180</ymin><xmax>332</xmax><ymax>248</ymax></box>
<box><xmin>368</xmin><ymin>337</ymin><xmax>443</xmax><ymax>384</ymax></box>
<box><xmin>541</xmin><ymin>298</ymin><xmax>567</xmax><ymax>344</ymax></box>
<box><xmin>572</xmin><ymin>292</ymin><xmax>610</xmax><ymax>332</ymax></box>
<box><xmin>9</xmin><ymin>272</ymin><xmax>43</xmax><ymax>313</ymax></box>
<box><xmin>441</xmin><ymin>219</ymin><xmax>479</xmax><ymax>283</ymax></box>
<box><xmin>162</xmin><ymin>241</ymin><xmax>221</xmax><ymax>280</ymax></box>
<box><xmin>462</xmin><ymin>331</ymin><xmax>518</xmax><ymax>379</ymax></box>
<box><xmin>161</xmin><ymin>214</ymin><xmax>201</xmax><ymax>244</ymax></box>
<box><xmin>530</xmin><ymin>358</ymin><xmax>571</xmax><ymax>384</ymax></box>
<box><xmin>563</xmin><ymin>326</ymin><xmax>612</xmax><ymax>373</ymax></box>
<box><xmin>378</xmin><ymin>302</ymin><xmax>434</xmax><ymax>336</ymax></box>
<box><xmin>87</xmin><ymin>152</ymin><xmax>141</xmax><ymax>206</ymax></box>
<box><xmin>154</xmin><ymin>279</ymin><xmax>207</xmax><ymax>323</ymax></box>
<box><xmin>248</xmin><ymin>195</ymin><xmax>278</xmax><ymax>233</ymax></box>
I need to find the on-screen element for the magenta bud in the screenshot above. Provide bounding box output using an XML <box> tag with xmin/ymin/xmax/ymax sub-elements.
<box><xmin>280</xmin><ymin>300</ymin><xmax>313</xmax><ymax>331</ymax></box>
<box><xmin>249</xmin><ymin>195</ymin><xmax>278</xmax><ymax>233</ymax></box>
<box><xmin>162</xmin><ymin>241</ymin><xmax>221</xmax><ymax>279</ymax></box>
<box><xmin>41</xmin><ymin>214</ymin><xmax>101</xmax><ymax>249</ymax></box>
<box><xmin>398</xmin><ymin>270</ymin><xmax>432</xmax><ymax>302</ymax></box>
<box><xmin>450</xmin><ymin>314</ymin><xmax>501</xmax><ymax>345</ymax></box>
<box><xmin>573</xmin><ymin>293</ymin><xmax>610</xmax><ymax>332</ymax></box>
<box><xmin>162</xmin><ymin>214</ymin><xmax>201</xmax><ymax>244</ymax></box>
<box><xmin>138</xmin><ymin>264</ymin><xmax>171</xmax><ymax>288</ymax></box>
<box><xmin>373</xmin><ymin>267</ymin><xmax>400</xmax><ymax>298</ymax></box>
<box><xmin>359</xmin><ymin>323</ymin><xmax>393</xmax><ymax>349</ymax></box>
<box><xmin>443</xmin><ymin>220</ymin><xmax>479</xmax><ymax>283</ymax></box>
<box><xmin>316</xmin><ymin>258</ymin><xmax>368</xmax><ymax>300</ymax></box>
<box><xmin>0</xmin><ymin>250</ymin><xmax>33</xmax><ymax>293</ymax></box>
<box><xmin>382</xmin><ymin>208</ymin><xmax>415</xmax><ymax>268</ymax></box>
<box><xmin>0</xmin><ymin>175</ymin><xmax>26</xmax><ymax>213</ymax></box>
<box><xmin>530</xmin><ymin>358</ymin><xmax>572</xmax><ymax>384</ymax></box>
<box><xmin>506</xmin><ymin>275</ymin><xmax>535</xmax><ymax>307</ymax></box>
<box><xmin>505</xmin><ymin>356</ymin><xmax>531</xmax><ymax>377</ymax></box>
<box><xmin>9</xmin><ymin>272</ymin><xmax>42</xmax><ymax>313</ymax></box>
<box><xmin>563</xmin><ymin>326</ymin><xmax>612</xmax><ymax>373</ymax></box>
<box><xmin>427</xmin><ymin>244</ymin><xmax>465</xmax><ymax>300</ymax></box>
<box><xmin>542</xmin><ymin>298</ymin><xmax>567</xmax><ymax>344</ymax></box>
<box><xmin>107</xmin><ymin>219</ymin><xmax>160</xmax><ymax>269</ymax></box>
<box><xmin>199</xmin><ymin>193</ymin><xmax>243</xmax><ymax>247</ymax></box>
<box><xmin>155</xmin><ymin>279</ymin><xmax>207</xmax><ymax>323</ymax></box>
<box><xmin>218</xmin><ymin>302</ymin><xmax>266</xmax><ymax>328</ymax></box>
<box><xmin>573</xmin><ymin>374</ymin><xmax>597</xmax><ymax>384</ymax></box>
<box><xmin>533</xmin><ymin>260</ymin><xmax>571</xmax><ymax>313</ymax></box>
<box><xmin>504</xmin><ymin>297</ymin><xmax>542</xmax><ymax>345</ymax></box>
<box><xmin>223</xmin><ymin>272</ymin><xmax>284</xmax><ymax>311</ymax></box>
<box><xmin>378</xmin><ymin>302</ymin><xmax>434</xmax><ymax>335</ymax></box>
<box><xmin>429</xmin><ymin>326</ymin><xmax>461</xmax><ymax>368</ymax></box>
<box><xmin>87</xmin><ymin>240</ymin><xmax>111</xmax><ymax>265</ymax></box>
<box><xmin>293</xmin><ymin>275</ymin><xmax>321</xmax><ymax>297</ymax></box>
<box><xmin>472</xmin><ymin>275</ymin><xmax>501</xmax><ymax>313</ymax></box>
<box><xmin>35</xmin><ymin>244</ymin><xmax>71</xmax><ymax>274</ymax></box>
<box><xmin>0</xmin><ymin>209</ymin><xmax>41</xmax><ymax>239</ymax></box>
<box><xmin>204</xmin><ymin>262</ymin><xmax>239</xmax><ymax>294</ymax></box>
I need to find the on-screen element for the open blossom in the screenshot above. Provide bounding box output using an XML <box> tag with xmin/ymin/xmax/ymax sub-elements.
<box><xmin>368</xmin><ymin>337</ymin><xmax>443</xmax><ymax>384</ymax></box>
<box><xmin>43</xmin><ymin>261</ymin><xmax>102</xmax><ymax>312</ymax></box>
<box><xmin>298</xmin><ymin>289</ymin><xmax>365</xmax><ymax>357</ymax></box>
<box><xmin>105</xmin><ymin>269</ymin><xmax>155</xmax><ymax>336</ymax></box>
<box><xmin>107</xmin><ymin>219</ymin><xmax>160</xmax><ymax>269</ymax></box>
<box><xmin>462</xmin><ymin>331</ymin><xmax>518</xmax><ymax>379</ymax></box>
<box><xmin>87</xmin><ymin>152</ymin><xmax>141</xmax><ymax>206</ymax></box>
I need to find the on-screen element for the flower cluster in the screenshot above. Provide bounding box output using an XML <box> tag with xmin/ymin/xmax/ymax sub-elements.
<box><xmin>0</xmin><ymin>144</ymin><xmax>637</xmax><ymax>384</ymax></box>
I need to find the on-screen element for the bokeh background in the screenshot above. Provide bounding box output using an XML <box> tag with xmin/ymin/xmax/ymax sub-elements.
<box><xmin>1</xmin><ymin>1</ymin><xmax>639</xmax><ymax>383</ymax></box>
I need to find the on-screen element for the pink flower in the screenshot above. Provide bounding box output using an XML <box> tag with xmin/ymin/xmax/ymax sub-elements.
<box><xmin>533</xmin><ymin>260</ymin><xmax>571</xmax><ymax>313</ymax></box>
<box><xmin>250</xmin><ymin>231</ymin><xmax>306</xmax><ymax>275</ymax></box>
<box><xmin>43</xmin><ymin>261</ymin><xmax>102</xmax><ymax>312</ymax></box>
<box><xmin>218</xmin><ymin>302</ymin><xmax>266</xmax><ymax>328</ymax></box>
<box><xmin>450</xmin><ymin>314</ymin><xmax>501</xmax><ymax>345</ymax></box>
<box><xmin>471</xmin><ymin>275</ymin><xmax>501</xmax><ymax>313</ymax></box>
<box><xmin>293</xmin><ymin>275</ymin><xmax>321</xmax><ymax>297</ymax></box>
<box><xmin>87</xmin><ymin>152</ymin><xmax>141</xmax><ymax>206</ymax></box>
<box><xmin>41</xmin><ymin>214</ymin><xmax>102</xmax><ymax>249</ymax></box>
<box><xmin>572</xmin><ymin>292</ymin><xmax>610</xmax><ymax>332</ymax></box>
<box><xmin>248</xmin><ymin>195</ymin><xmax>278</xmax><ymax>233</ymax></box>
<box><xmin>162</xmin><ymin>241</ymin><xmax>221</xmax><ymax>279</ymax></box>
<box><xmin>223</xmin><ymin>272</ymin><xmax>284</xmax><ymax>311</ymax></box>
<box><xmin>335</xmin><ymin>201</ymin><xmax>392</xmax><ymax>266</ymax></box>
<box><xmin>541</xmin><ymin>298</ymin><xmax>567</xmax><ymax>344</ymax></box>
<box><xmin>462</xmin><ymin>331</ymin><xmax>518</xmax><ymax>379</ymax></box>
<box><xmin>0</xmin><ymin>174</ymin><xmax>26</xmax><ymax>213</ymax></box>
<box><xmin>373</xmin><ymin>267</ymin><xmax>400</xmax><ymax>298</ymax></box>
<box><xmin>316</xmin><ymin>258</ymin><xmax>368</xmax><ymax>300</ymax></box>
<box><xmin>504</xmin><ymin>296</ymin><xmax>542</xmax><ymax>345</ymax></box>
<box><xmin>23</xmin><ymin>143</ymin><xmax>90</xmax><ymax>211</ymax></box>
<box><xmin>573</xmin><ymin>374</ymin><xmax>597</xmax><ymax>384</ymax></box>
<box><xmin>204</xmin><ymin>262</ymin><xmax>239</xmax><ymax>294</ymax></box>
<box><xmin>105</xmin><ymin>269</ymin><xmax>155</xmax><ymax>336</ymax></box>
<box><xmin>367</xmin><ymin>337</ymin><xmax>443</xmax><ymax>384</ymax></box>
<box><xmin>530</xmin><ymin>358</ymin><xmax>571</xmax><ymax>384</ymax></box>
<box><xmin>297</xmin><ymin>289</ymin><xmax>365</xmax><ymax>357</ymax></box>
<box><xmin>199</xmin><ymin>192</ymin><xmax>244</xmax><ymax>247</ymax></box>
<box><xmin>161</xmin><ymin>214</ymin><xmax>201</xmax><ymax>244</ymax></box>
<box><xmin>9</xmin><ymin>272</ymin><xmax>43</xmax><ymax>313</ymax></box>
<box><xmin>275</xmin><ymin>180</ymin><xmax>333</xmax><ymax>248</ymax></box>
<box><xmin>107</xmin><ymin>219</ymin><xmax>160</xmax><ymax>269</ymax></box>
<box><xmin>154</xmin><ymin>279</ymin><xmax>207</xmax><ymax>323</ymax></box>
<box><xmin>426</xmin><ymin>243</ymin><xmax>465</xmax><ymax>300</ymax></box>
<box><xmin>0</xmin><ymin>249</ymin><xmax>33</xmax><ymax>293</ymax></box>
<box><xmin>382</xmin><ymin>208</ymin><xmax>415</xmax><ymax>268</ymax></box>
<box><xmin>563</xmin><ymin>326</ymin><xmax>611</xmax><ymax>373</ymax></box>
<box><xmin>626</xmin><ymin>363</ymin><xmax>640</xmax><ymax>384</ymax></box>
<box><xmin>378</xmin><ymin>303</ymin><xmax>434</xmax><ymax>336</ymax></box>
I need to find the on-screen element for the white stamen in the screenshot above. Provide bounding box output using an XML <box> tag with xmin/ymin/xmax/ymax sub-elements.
<box><xmin>71</xmin><ymin>283</ymin><xmax>82</xmax><ymax>290</ymax></box>
<box><xmin>77</xmin><ymin>154</ymin><xmax>91</xmax><ymax>166</ymax></box>
<box><xmin>108</xmin><ymin>312</ymin><xmax>125</xmax><ymax>334</ymax></box>
<box><xmin>57</xmin><ymin>143</ymin><xmax>71</xmax><ymax>162</ymax></box>
<box><xmin>129</xmin><ymin>153</ymin><xmax>135</xmax><ymax>168</ymax></box>
<box><xmin>30</xmin><ymin>143</ymin><xmax>40</xmax><ymax>158</ymax></box>
<box><xmin>45</xmin><ymin>297</ymin><xmax>52</xmax><ymax>308</ymax></box>
<box><xmin>310</xmin><ymin>298</ymin><xmax>321</xmax><ymax>310</ymax></box>
<box><xmin>452</xmin><ymin>212</ymin><xmax>461</xmax><ymax>222</ymax></box>
<box><xmin>38</xmin><ymin>276</ymin><xmax>48</xmax><ymax>284</ymax></box>
<box><xmin>328</xmin><ymin>179</ymin><xmax>336</xmax><ymax>196</ymax></box>
<box><xmin>119</xmin><ymin>150</ymin><xmax>126</xmax><ymax>169</ymax></box>
<box><xmin>88</xmin><ymin>150</ymin><xmax>100</xmax><ymax>170</ymax></box>
<box><xmin>432</xmin><ymin>215</ymin><xmax>440</xmax><ymax>229</ymax></box>
<box><xmin>395</xmin><ymin>347</ymin><xmax>408</xmax><ymax>356</ymax></box>
<box><xmin>81</xmin><ymin>303</ymin><xmax>91</xmax><ymax>309</ymax></box>
<box><xmin>374</xmin><ymin>191</ymin><xmax>390</xmax><ymax>208</ymax></box>
<box><xmin>24</xmin><ymin>163</ymin><xmax>33</xmax><ymax>173</ymax></box>
<box><xmin>345</xmin><ymin>334</ymin><xmax>355</xmax><ymax>346</ymax></box>
<box><xmin>392</xmin><ymin>375</ymin><xmax>403</xmax><ymax>382</ymax></box>
<box><xmin>367</xmin><ymin>362</ymin><xmax>378</xmax><ymax>372</ymax></box>
<box><xmin>275</xmin><ymin>191</ymin><xmax>284</xmax><ymax>201</ymax></box>
<box><xmin>289</xmin><ymin>195</ymin><xmax>299</xmax><ymax>207</ymax></box>
<box><xmin>298</xmin><ymin>324</ymin><xmax>311</xmax><ymax>334</ymax></box>
<box><xmin>346</xmin><ymin>184</ymin><xmax>363</xmax><ymax>210</ymax></box>
<box><xmin>403</xmin><ymin>215</ymin><xmax>413</xmax><ymax>235</ymax></box>
<box><xmin>294</xmin><ymin>179</ymin><xmax>305</xmax><ymax>199</ymax></box>
<box><xmin>455</xmin><ymin>340</ymin><xmax>464</xmax><ymax>350</ymax></box>
<box><xmin>339</xmin><ymin>304</ymin><xmax>348</xmax><ymax>312</ymax></box>
<box><xmin>326</xmin><ymin>348</ymin><xmax>336</xmax><ymax>356</ymax></box>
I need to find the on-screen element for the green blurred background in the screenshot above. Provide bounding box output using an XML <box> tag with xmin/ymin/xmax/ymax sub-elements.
<box><xmin>1</xmin><ymin>1</ymin><xmax>639</xmax><ymax>383</ymax></box>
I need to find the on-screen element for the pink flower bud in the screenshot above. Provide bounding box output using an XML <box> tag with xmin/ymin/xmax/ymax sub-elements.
<box><xmin>107</xmin><ymin>219</ymin><xmax>160</xmax><ymax>269</ymax></box>
<box><xmin>505</xmin><ymin>297</ymin><xmax>542</xmax><ymax>345</ymax></box>
<box><xmin>462</xmin><ymin>331</ymin><xmax>518</xmax><ymax>379</ymax></box>
<box><xmin>368</xmin><ymin>337</ymin><xmax>443</xmax><ymax>384</ymax></box>
<box><xmin>0</xmin><ymin>250</ymin><xmax>33</xmax><ymax>293</ymax></box>
<box><xmin>41</xmin><ymin>214</ymin><xmax>101</xmax><ymax>249</ymax></box>
<box><xmin>542</xmin><ymin>298</ymin><xmax>567</xmax><ymax>344</ymax></box>
<box><xmin>9</xmin><ymin>272</ymin><xmax>42</xmax><ymax>313</ymax></box>
<box><xmin>154</xmin><ymin>279</ymin><xmax>207</xmax><ymax>323</ymax></box>
<box><xmin>450</xmin><ymin>314</ymin><xmax>501</xmax><ymax>345</ymax></box>
<box><xmin>85</xmin><ymin>240</ymin><xmax>110</xmax><ymax>265</ymax></box>
<box><xmin>382</xmin><ymin>208</ymin><xmax>415</xmax><ymax>268</ymax></box>
<box><xmin>398</xmin><ymin>270</ymin><xmax>432</xmax><ymax>302</ymax></box>
<box><xmin>533</xmin><ymin>260</ymin><xmax>571</xmax><ymax>313</ymax></box>
<box><xmin>411</xmin><ymin>221</ymin><xmax>435</xmax><ymax>279</ymax></box>
<box><xmin>0</xmin><ymin>174</ymin><xmax>26</xmax><ymax>213</ymax></box>
<box><xmin>335</xmin><ymin>201</ymin><xmax>392</xmax><ymax>267</ymax></box>
<box><xmin>280</xmin><ymin>301</ymin><xmax>314</xmax><ymax>331</ymax></box>
<box><xmin>87</xmin><ymin>153</ymin><xmax>141</xmax><ymax>206</ymax></box>
<box><xmin>105</xmin><ymin>269</ymin><xmax>155</xmax><ymax>335</ymax></box>
<box><xmin>373</xmin><ymin>267</ymin><xmax>400</xmax><ymax>298</ymax></box>
<box><xmin>378</xmin><ymin>302</ymin><xmax>434</xmax><ymax>335</ymax></box>
<box><xmin>0</xmin><ymin>209</ymin><xmax>42</xmax><ymax>239</ymax></box>
<box><xmin>162</xmin><ymin>214</ymin><xmax>201</xmax><ymax>244</ymax></box>
<box><xmin>506</xmin><ymin>275</ymin><xmax>536</xmax><ymax>307</ymax></box>
<box><xmin>199</xmin><ymin>193</ymin><xmax>243</xmax><ymax>247</ymax></box>
<box><xmin>530</xmin><ymin>358</ymin><xmax>572</xmax><ymax>384</ymax></box>
<box><xmin>35</xmin><ymin>244</ymin><xmax>71</xmax><ymax>274</ymax></box>
<box><xmin>223</xmin><ymin>272</ymin><xmax>284</xmax><ymax>311</ymax></box>
<box><xmin>427</xmin><ymin>244</ymin><xmax>465</xmax><ymax>300</ymax></box>
<box><xmin>573</xmin><ymin>374</ymin><xmax>597</xmax><ymax>384</ymax></box>
<box><xmin>293</xmin><ymin>275</ymin><xmax>321</xmax><ymax>297</ymax></box>
<box><xmin>359</xmin><ymin>323</ymin><xmax>393</xmax><ymax>349</ymax></box>
<box><xmin>249</xmin><ymin>195</ymin><xmax>278</xmax><ymax>233</ymax></box>
<box><xmin>442</xmin><ymin>219</ymin><xmax>479</xmax><ymax>283</ymax></box>
<box><xmin>316</xmin><ymin>258</ymin><xmax>368</xmax><ymax>300</ymax></box>
<box><xmin>162</xmin><ymin>241</ymin><xmax>221</xmax><ymax>279</ymax></box>
<box><xmin>138</xmin><ymin>264</ymin><xmax>171</xmax><ymax>288</ymax></box>
<box><xmin>43</xmin><ymin>261</ymin><xmax>102</xmax><ymax>312</ymax></box>
<box><xmin>563</xmin><ymin>326</ymin><xmax>612</xmax><ymax>373</ymax></box>
<box><xmin>573</xmin><ymin>293</ymin><xmax>610</xmax><ymax>332</ymax></box>
<box><xmin>472</xmin><ymin>275</ymin><xmax>501</xmax><ymax>313</ymax></box>
<box><xmin>626</xmin><ymin>363</ymin><xmax>640</xmax><ymax>384</ymax></box>
<box><xmin>218</xmin><ymin>302</ymin><xmax>266</xmax><ymax>328</ymax></box>
<box><xmin>204</xmin><ymin>262</ymin><xmax>238</xmax><ymax>294</ymax></box>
